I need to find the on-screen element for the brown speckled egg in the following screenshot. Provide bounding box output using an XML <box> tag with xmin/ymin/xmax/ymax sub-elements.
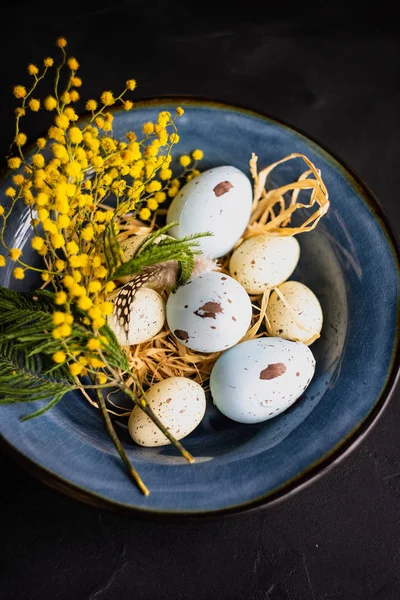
<box><xmin>107</xmin><ymin>288</ymin><xmax>165</xmax><ymax>346</ymax></box>
<box><xmin>266</xmin><ymin>281</ymin><xmax>323</xmax><ymax>345</ymax></box>
<box><xmin>128</xmin><ymin>377</ymin><xmax>206</xmax><ymax>447</ymax></box>
<box><xmin>229</xmin><ymin>234</ymin><xmax>300</xmax><ymax>294</ymax></box>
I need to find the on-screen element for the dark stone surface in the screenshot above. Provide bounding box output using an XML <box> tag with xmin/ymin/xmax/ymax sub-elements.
<box><xmin>1</xmin><ymin>2</ymin><xmax>399</xmax><ymax>599</ymax></box>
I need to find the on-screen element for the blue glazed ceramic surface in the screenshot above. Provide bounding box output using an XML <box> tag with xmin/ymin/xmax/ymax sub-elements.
<box><xmin>0</xmin><ymin>100</ymin><xmax>399</xmax><ymax>515</ymax></box>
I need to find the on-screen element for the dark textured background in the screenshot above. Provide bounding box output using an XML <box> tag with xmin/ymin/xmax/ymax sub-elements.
<box><xmin>1</xmin><ymin>2</ymin><xmax>400</xmax><ymax>599</ymax></box>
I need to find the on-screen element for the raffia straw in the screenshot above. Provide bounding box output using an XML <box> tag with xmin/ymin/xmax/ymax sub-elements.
<box><xmin>115</xmin><ymin>152</ymin><xmax>328</xmax><ymax>394</ymax></box>
<box><xmin>247</xmin><ymin>152</ymin><xmax>329</xmax><ymax>238</ymax></box>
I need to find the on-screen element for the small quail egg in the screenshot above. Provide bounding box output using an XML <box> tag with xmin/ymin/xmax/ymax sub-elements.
<box><xmin>229</xmin><ymin>234</ymin><xmax>300</xmax><ymax>294</ymax></box>
<box><xmin>107</xmin><ymin>287</ymin><xmax>165</xmax><ymax>346</ymax></box>
<box><xmin>266</xmin><ymin>281</ymin><xmax>323</xmax><ymax>345</ymax></box>
<box><xmin>128</xmin><ymin>376</ymin><xmax>206</xmax><ymax>447</ymax></box>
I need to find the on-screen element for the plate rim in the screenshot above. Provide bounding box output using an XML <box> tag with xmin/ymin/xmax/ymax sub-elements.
<box><xmin>1</xmin><ymin>96</ymin><xmax>399</xmax><ymax>519</ymax></box>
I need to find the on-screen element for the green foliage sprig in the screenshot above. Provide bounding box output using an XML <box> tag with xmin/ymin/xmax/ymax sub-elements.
<box><xmin>0</xmin><ymin>285</ymin><xmax>194</xmax><ymax>495</ymax></box>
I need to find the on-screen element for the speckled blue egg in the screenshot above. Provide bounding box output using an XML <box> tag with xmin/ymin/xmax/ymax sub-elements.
<box><xmin>166</xmin><ymin>271</ymin><xmax>252</xmax><ymax>353</ymax></box>
<box><xmin>210</xmin><ymin>338</ymin><xmax>316</xmax><ymax>424</ymax></box>
<box><xmin>166</xmin><ymin>166</ymin><xmax>253</xmax><ymax>258</ymax></box>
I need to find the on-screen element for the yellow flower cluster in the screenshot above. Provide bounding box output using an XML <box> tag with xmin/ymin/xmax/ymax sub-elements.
<box><xmin>0</xmin><ymin>39</ymin><xmax>204</xmax><ymax>377</ymax></box>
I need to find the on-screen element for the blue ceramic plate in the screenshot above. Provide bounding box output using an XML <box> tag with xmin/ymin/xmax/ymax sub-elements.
<box><xmin>0</xmin><ymin>99</ymin><xmax>399</xmax><ymax>517</ymax></box>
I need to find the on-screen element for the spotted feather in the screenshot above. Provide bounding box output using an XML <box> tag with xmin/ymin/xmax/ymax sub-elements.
<box><xmin>113</xmin><ymin>267</ymin><xmax>162</xmax><ymax>334</ymax></box>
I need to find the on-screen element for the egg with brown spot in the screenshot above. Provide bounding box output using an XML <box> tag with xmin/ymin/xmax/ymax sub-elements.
<box><xmin>229</xmin><ymin>234</ymin><xmax>300</xmax><ymax>294</ymax></box>
<box><xmin>128</xmin><ymin>377</ymin><xmax>206</xmax><ymax>447</ymax></box>
<box><xmin>210</xmin><ymin>338</ymin><xmax>315</xmax><ymax>423</ymax></box>
<box><xmin>266</xmin><ymin>281</ymin><xmax>323</xmax><ymax>345</ymax></box>
<box><xmin>166</xmin><ymin>166</ymin><xmax>252</xmax><ymax>258</ymax></box>
<box><xmin>166</xmin><ymin>271</ymin><xmax>252</xmax><ymax>352</ymax></box>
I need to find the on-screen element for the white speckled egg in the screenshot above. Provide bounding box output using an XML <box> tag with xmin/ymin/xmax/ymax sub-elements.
<box><xmin>229</xmin><ymin>234</ymin><xmax>300</xmax><ymax>294</ymax></box>
<box><xmin>266</xmin><ymin>281</ymin><xmax>323</xmax><ymax>345</ymax></box>
<box><xmin>128</xmin><ymin>376</ymin><xmax>206</xmax><ymax>447</ymax></box>
<box><xmin>107</xmin><ymin>288</ymin><xmax>165</xmax><ymax>346</ymax></box>
<box><xmin>166</xmin><ymin>166</ymin><xmax>252</xmax><ymax>258</ymax></box>
<box><xmin>210</xmin><ymin>337</ymin><xmax>315</xmax><ymax>424</ymax></box>
<box><xmin>166</xmin><ymin>271</ymin><xmax>252</xmax><ymax>353</ymax></box>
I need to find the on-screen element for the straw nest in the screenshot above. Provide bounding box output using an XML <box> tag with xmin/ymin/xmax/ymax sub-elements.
<box><xmin>115</xmin><ymin>153</ymin><xmax>329</xmax><ymax>395</ymax></box>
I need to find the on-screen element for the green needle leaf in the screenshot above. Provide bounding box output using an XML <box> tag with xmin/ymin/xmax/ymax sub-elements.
<box><xmin>110</xmin><ymin>231</ymin><xmax>212</xmax><ymax>280</ymax></box>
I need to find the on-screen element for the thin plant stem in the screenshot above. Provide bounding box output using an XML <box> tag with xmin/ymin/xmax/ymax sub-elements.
<box><xmin>95</xmin><ymin>387</ymin><xmax>149</xmax><ymax>496</ymax></box>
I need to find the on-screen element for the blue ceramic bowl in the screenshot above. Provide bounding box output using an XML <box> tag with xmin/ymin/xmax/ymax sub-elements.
<box><xmin>0</xmin><ymin>100</ymin><xmax>399</xmax><ymax>516</ymax></box>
